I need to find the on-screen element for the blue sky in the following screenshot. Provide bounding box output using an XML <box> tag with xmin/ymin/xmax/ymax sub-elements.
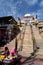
<box><xmin>0</xmin><ymin>0</ymin><xmax>43</xmax><ymax>20</ymax></box>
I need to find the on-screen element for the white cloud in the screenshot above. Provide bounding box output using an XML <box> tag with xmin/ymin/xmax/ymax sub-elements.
<box><xmin>31</xmin><ymin>8</ymin><xmax>43</xmax><ymax>20</ymax></box>
<box><xmin>39</xmin><ymin>0</ymin><xmax>43</xmax><ymax>6</ymax></box>
<box><xmin>25</xmin><ymin>0</ymin><xmax>38</xmax><ymax>6</ymax></box>
<box><xmin>0</xmin><ymin>0</ymin><xmax>22</xmax><ymax>20</ymax></box>
<box><xmin>15</xmin><ymin>1</ymin><xmax>22</xmax><ymax>6</ymax></box>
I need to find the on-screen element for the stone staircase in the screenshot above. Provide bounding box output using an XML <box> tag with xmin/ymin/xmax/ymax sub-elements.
<box><xmin>0</xmin><ymin>25</ymin><xmax>43</xmax><ymax>57</ymax></box>
<box><xmin>18</xmin><ymin>26</ymin><xmax>33</xmax><ymax>57</ymax></box>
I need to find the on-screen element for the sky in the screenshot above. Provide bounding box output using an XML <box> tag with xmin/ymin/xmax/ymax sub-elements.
<box><xmin>0</xmin><ymin>0</ymin><xmax>43</xmax><ymax>21</ymax></box>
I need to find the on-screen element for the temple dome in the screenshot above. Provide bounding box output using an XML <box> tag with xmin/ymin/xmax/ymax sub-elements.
<box><xmin>24</xmin><ymin>13</ymin><xmax>31</xmax><ymax>17</ymax></box>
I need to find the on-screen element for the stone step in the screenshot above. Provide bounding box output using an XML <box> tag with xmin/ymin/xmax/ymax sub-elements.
<box><xmin>18</xmin><ymin>51</ymin><xmax>31</xmax><ymax>57</ymax></box>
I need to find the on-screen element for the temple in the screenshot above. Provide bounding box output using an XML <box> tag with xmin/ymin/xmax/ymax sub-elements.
<box><xmin>0</xmin><ymin>16</ymin><xmax>19</xmax><ymax>44</ymax></box>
